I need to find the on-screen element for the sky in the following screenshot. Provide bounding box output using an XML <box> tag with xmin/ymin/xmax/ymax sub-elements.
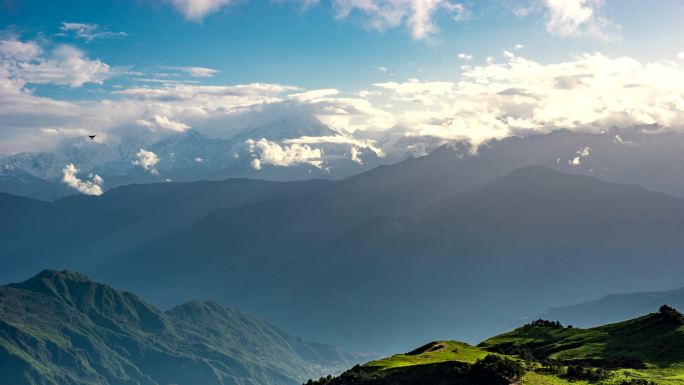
<box><xmin>2</xmin><ymin>0</ymin><xmax>684</xmax><ymax>155</ymax></box>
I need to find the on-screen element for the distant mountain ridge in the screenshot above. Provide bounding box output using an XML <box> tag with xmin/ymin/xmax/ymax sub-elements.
<box><xmin>0</xmin><ymin>270</ymin><xmax>360</xmax><ymax>385</ymax></box>
<box><xmin>537</xmin><ymin>286</ymin><xmax>684</xmax><ymax>329</ymax></box>
<box><xmin>5</xmin><ymin>125</ymin><xmax>684</xmax><ymax>202</ymax></box>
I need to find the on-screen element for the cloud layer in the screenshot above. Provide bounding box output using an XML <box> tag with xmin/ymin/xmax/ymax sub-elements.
<box><xmin>4</xmin><ymin>35</ymin><xmax>684</xmax><ymax>168</ymax></box>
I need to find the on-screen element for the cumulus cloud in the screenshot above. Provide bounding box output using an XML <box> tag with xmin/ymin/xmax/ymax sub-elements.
<box><xmin>350</xmin><ymin>146</ymin><xmax>363</xmax><ymax>164</ymax></box>
<box><xmin>543</xmin><ymin>0</ymin><xmax>619</xmax><ymax>40</ymax></box>
<box><xmin>132</xmin><ymin>149</ymin><xmax>160</xmax><ymax>174</ymax></box>
<box><xmin>331</xmin><ymin>0</ymin><xmax>470</xmax><ymax>40</ymax></box>
<box><xmin>569</xmin><ymin>146</ymin><xmax>590</xmax><ymax>166</ymax></box>
<box><xmin>457</xmin><ymin>53</ymin><xmax>473</xmax><ymax>60</ymax></box>
<box><xmin>168</xmin><ymin>0</ymin><xmax>236</xmax><ymax>21</ymax></box>
<box><xmin>1</xmin><ymin>40</ymin><xmax>113</xmax><ymax>87</ymax></box>
<box><xmin>60</xmin><ymin>22</ymin><xmax>127</xmax><ymax>41</ymax></box>
<box><xmin>613</xmin><ymin>134</ymin><xmax>634</xmax><ymax>146</ymax></box>
<box><xmin>0</xmin><ymin>39</ymin><xmax>41</xmax><ymax>60</ymax></box>
<box><xmin>369</xmin><ymin>53</ymin><xmax>684</xmax><ymax>147</ymax></box>
<box><xmin>165</xmin><ymin>0</ymin><xmax>469</xmax><ymax>39</ymax></box>
<box><xmin>136</xmin><ymin>115</ymin><xmax>191</xmax><ymax>132</ymax></box>
<box><xmin>283</xmin><ymin>135</ymin><xmax>384</xmax><ymax>157</ymax></box>
<box><xmin>61</xmin><ymin>163</ymin><xmax>104</xmax><ymax>195</ymax></box>
<box><xmin>246</xmin><ymin>138</ymin><xmax>323</xmax><ymax>170</ymax></box>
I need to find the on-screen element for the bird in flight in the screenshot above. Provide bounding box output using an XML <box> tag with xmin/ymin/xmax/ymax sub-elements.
<box><xmin>88</xmin><ymin>135</ymin><xmax>96</xmax><ymax>140</ymax></box>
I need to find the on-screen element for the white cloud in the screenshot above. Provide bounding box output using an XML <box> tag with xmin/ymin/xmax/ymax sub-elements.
<box><xmin>61</xmin><ymin>163</ymin><xmax>104</xmax><ymax>195</ymax></box>
<box><xmin>363</xmin><ymin>52</ymin><xmax>684</xmax><ymax>152</ymax></box>
<box><xmin>136</xmin><ymin>115</ymin><xmax>191</xmax><ymax>132</ymax></box>
<box><xmin>115</xmin><ymin>83</ymin><xmax>297</xmax><ymax>99</ymax></box>
<box><xmin>376</xmin><ymin>66</ymin><xmax>389</xmax><ymax>72</ymax></box>
<box><xmin>168</xmin><ymin>0</ymin><xmax>235</xmax><ymax>21</ymax></box>
<box><xmin>0</xmin><ymin>39</ymin><xmax>41</xmax><ymax>60</ymax></box>
<box><xmin>60</xmin><ymin>22</ymin><xmax>127</xmax><ymax>41</ymax></box>
<box><xmin>194</xmin><ymin>157</ymin><xmax>204</xmax><ymax>163</ymax></box>
<box><xmin>164</xmin><ymin>0</ymin><xmax>470</xmax><ymax>39</ymax></box>
<box><xmin>502</xmin><ymin>49</ymin><xmax>515</xmax><ymax>58</ymax></box>
<box><xmin>288</xmin><ymin>88</ymin><xmax>340</xmax><ymax>102</ymax></box>
<box><xmin>458</xmin><ymin>53</ymin><xmax>473</xmax><ymax>60</ymax></box>
<box><xmin>283</xmin><ymin>135</ymin><xmax>384</xmax><ymax>157</ymax></box>
<box><xmin>331</xmin><ymin>0</ymin><xmax>470</xmax><ymax>40</ymax></box>
<box><xmin>374</xmin><ymin>78</ymin><xmax>454</xmax><ymax>105</ymax></box>
<box><xmin>514</xmin><ymin>43</ymin><xmax>525</xmax><ymax>50</ymax></box>
<box><xmin>2</xmin><ymin>41</ymin><xmax>113</xmax><ymax>87</ymax></box>
<box><xmin>448</xmin><ymin>2</ymin><xmax>470</xmax><ymax>21</ymax></box>
<box><xmin>162</xmin><ymin>66</ymin><xmax>220</xmax><ymax>77</ymax></box>
<box><xmin>184</xmin><ymin>66</ymin><xmax>220</xmax><ymax>77</ymax></box>
<box><xmin>569</xmin><ymin>146</ymin><xmax>590</xmax><ymax>166</ymax></box>
<box><xmin>543</xmin><ymin>0</ymin><xmax>619</xmax><ymax>40</ymax></box>
<box><xmin>7</xmin><ymin>34</ymin><xmax>684</xmax><ymax>167</ymax></box>
<box><xmin>246</xmin><ymin>138</ymin><xmax>323</xmax><ymax>169</ymax></box>
<box><xmin>350</xmin><ymin>146</ymin><xmax>363</xmax><ymax>164</ymax></box>
<box><xmin>132</xmin><ymin>149</ymin><xmax>160</xmax><ymax>174</ymax></box>
<box><xmin>678</xmin><ymin>52</ymin><xmax>684</xmax><ymax>60</ymax></box>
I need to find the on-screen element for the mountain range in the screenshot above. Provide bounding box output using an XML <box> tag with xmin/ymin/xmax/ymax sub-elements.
<box><xmin>5</xmin><ymin>122</ymin><xmax>684</xmax><ymax>202</ymax></box>
<box><xmin>537</xmin><ymin>286</ymin><xmax>684</xmax><ymax>330</ymax></box>
<box><xmin>3</xmin><ymin>146</ymin><xmax>684</xmax><ymax>354</ymax></box>
<box><xmin>0</xmin><ymin>270</ymin><xmax>361</xmax><ymax>385</ymax></box>
<box><xmin>0</xmin><ymin>116</ymin><xmax>386</xmax><ymax>199</ymax></box>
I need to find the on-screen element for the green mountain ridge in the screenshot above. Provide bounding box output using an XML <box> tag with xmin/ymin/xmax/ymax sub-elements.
<box><xmin>308</xmin><ymin>306</ymin><xmax>684</xmax><ymax>385</ymax></box>
<box><xmin>0</xmin><ymin>270</ymin><xmax>360</xmax><ymax>385</ymax></box>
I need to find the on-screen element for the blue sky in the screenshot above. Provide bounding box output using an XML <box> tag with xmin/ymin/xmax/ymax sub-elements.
<box><xmin>1</xmin><ymin>0</ymin><xmax>684</xmax><ymax>155</ymax></box>
<box><xmin>4</xmin><ymin>0</ymin><xmax>684</xmax><ymax>91</ymax></box>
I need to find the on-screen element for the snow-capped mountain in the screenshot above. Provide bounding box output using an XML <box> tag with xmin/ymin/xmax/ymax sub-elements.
<box><xmin>0</xmin><ymin>117</ymin><xmax>386</xmax><ymax>200</ymax></box>
<box><xmin>3</xmin><ymin>137</ymin><xmax>118</xmax><ymax>180</ymax></box>
<box><xmin>231</xmin><ymin>114</ymin><xmax>348</xmax><ymax>143</ymax></box>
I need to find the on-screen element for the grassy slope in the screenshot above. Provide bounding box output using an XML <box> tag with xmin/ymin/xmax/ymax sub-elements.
<box><xmin>479</xmin><ymin>313</ymin><xmax>684</xmax><ymax>366</ymax></box>
<box><xmin>356</xmin><ymin>343</ymin><xmax>684</xmax><ymax>385</ymax></box>
<box><xmin>365</xmin><ymin>341</ymin><xmax>489</xmax><ymax>370</ymax></box>
<box><xmin>330</xmin><ymin>312</ymin><xmax>684</xmax><ymax>385</ymax></box>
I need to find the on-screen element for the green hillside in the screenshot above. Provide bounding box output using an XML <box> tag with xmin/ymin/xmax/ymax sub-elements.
<box><xmin>305</xmin><ymin>306</ymin><xmax>684</xmax><ymax>385</ymax></box>
<box><xmin>480</xmin><ymin>306</ymin><xmax>684</xmax><ymax>367</ymax></box>
<box><xmin>0</xmin><ymin>270</ymin><xmax>359</xmax><ymax>385</ymax></box>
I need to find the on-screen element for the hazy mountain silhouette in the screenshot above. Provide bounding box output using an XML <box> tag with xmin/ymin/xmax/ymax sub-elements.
<box><xmin>3</xmin><ymin>137</ymin><xmax>684</xmax><ymax>353</ymax></box>
<box><xmin>538</xmin><ymin>286</ymin><xmax>684</xmax><ymax>329</ymax></box>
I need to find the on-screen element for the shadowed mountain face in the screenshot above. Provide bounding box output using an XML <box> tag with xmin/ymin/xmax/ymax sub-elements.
<box><xmin>0</xmin><ymin>270</ymin><xmax>360</xmax><ymax>385</ymax></box>
<box><xmin>3</xmin><ymin>131</ymin><xmax>684</xmax><ymax>353</ymax></box>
